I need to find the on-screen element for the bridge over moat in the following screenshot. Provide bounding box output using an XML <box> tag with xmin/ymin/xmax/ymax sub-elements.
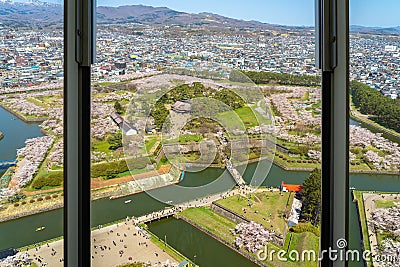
<box><xmin>216</xmin><ymin>131</ymin><xmax>246</xmax><ymax>187</ymax></box>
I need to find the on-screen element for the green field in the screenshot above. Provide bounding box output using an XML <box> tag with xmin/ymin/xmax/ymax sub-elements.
<box><xmin>180</xmin><ymin>207</ymin><xmax>237</xmax><ymax>243</ymax></box>
<box><xmin>218</xmin><ymin>105</ymin><xmax>272</xmax><ymax>129</ymax></box>
<box><xmin>284</xmin><ymin>232</ymin><xmax>319</xmax><ymax>266</ymax></box>
<box><xmin>178</xmin><ymin>133</ymin><xmax>203</xmax><ymax>144</ymax></box>
<box><xmin>375</xmin><ymin>199</ymin><xmax>400</xmax><ymax>209</ymax></box>
<box><xmin>92</xmin><ymin>138</ymin><xmax>113</xmax><ymax>153</ymax></box>
<box><xmin>216</xmin><ymin>191</ymin><xmax>293</xmax><ymax>235</ymax></box>
<box><xmin>145</xmin><ymin>136</ymin><xmax>159</xmax><ymax>152</ymax></box>
<box><xmin>179</xmin><ymin>198</ymin><xmax>319</xmax><ymax>267</ymax></box>
<box><xmin>353</xmin><ymin>191</ymin><xmax>373</xmax><ymax>267</ymax></box>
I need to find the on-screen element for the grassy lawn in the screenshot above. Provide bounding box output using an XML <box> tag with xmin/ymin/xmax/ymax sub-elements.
<box><xmin>178</xmin><ymin>134</ymin><xmax>203</xmax><ymax>144</ymax></box>
<box><xmin>25</xmin><ymin>139</ymin><xmax>61</xmax><ymax>191</ymax></box>
<box><xmin>179</xmin><ymin>207</ymin><xmax>237</xmax><ymax>243</ymax></box>
<box><xmin>179</xmin><ymin>205</ymin><xmax>319</xmax><ymax>267</ymax></box>
<box><xmin>285</xmin><ymin>232</ymin><xmax>319</xmax><ymax>267</ymax></box>
<box><xmin>350</xmin><ymin>162</ymin><xmax>372</xmax><ymax>171</ymax></box>
<box><xmin>26</xmin><ymin>97</ymin><xmax>48</xmax><ymax>108</ymax></box>
<box><xmin>115</xmin><ymin>169</ymin><xmax>150</xmax><ymax>178</ymax></box>
<box><xmin>145</xmin><ymin>136</ymin><xmax>159</xmax><ymax>152</ymax></box>
<box><xmin>273</xmin><ymin>153</ymin><xmax>319</xmax><ymax>170</ymax></box>
<box><xmin>376</xmin><ymin>199</ymin><xmax>400</xmax><ymax>209</ymax></box>
<box><xmin>218</xmin><ymin>105</ymin><xmax>271</xmax><ymax>129</ymax></box>
<box><xmin>249</xmin><ymin>235</ymin><xmax>318</xmax><ymax>267</ymax></box>
<box><xmin>302</xmin><ymin>91</ymin><xmax>310</xmax><ymax>101</ymax></box>
<box><xmin>92</xmin><ymin>138</ymin><xmax>113</xmax><ymax>153</ymax></box>
<box><xmin>96</xmin><ymin>81</ymin><xmax>118</xmax><ymax>87</ymax></box>
<box><xmin>0</xmin><ymin>193</ymin><xmax>63</xmax><ymax>221</ymax></box>
<box><xmin>353</xmin><ymin>191</ymin><xmax>372</xmax><ymax>267</ymax></box>
<box><xmin>178</xmin><ymin>194</ymin><xmax>320</xmax><ymax>267</ymax></box>
<box><xmin>311</xmin><ymin>102</ymin><xmax>321</xmax><ymax>109</ymax></box>
<box><xmin>1</xmin><ymin>103</ymin><xmax>49</xmax><ymax>121</ymax></box>
<box><xmin>216</xmin><ymin>191</ymin><xmax>293</xmax><ymax>235</ymax></box>
<box><xmin>26</xmin><ymin>95</ymin><xmax>63</xmax><ymax>110</ymax></box>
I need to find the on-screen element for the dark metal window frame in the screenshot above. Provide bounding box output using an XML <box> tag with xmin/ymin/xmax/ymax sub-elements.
<box><xmin>64</xmin><ymin>0</ymin><xmax>95</xmax><ymax>266</ymax></box>
<box><xmin>63</xmin><ymin>0</ymin><xmax>349</xmax><ymax>266</ymax></box>
<box><xmin>317</xmin><ymin>0</ymin><xmax>349</xmax><ymax>266</ymax></box>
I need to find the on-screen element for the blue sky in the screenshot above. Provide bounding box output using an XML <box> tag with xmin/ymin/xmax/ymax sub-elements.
<box><xmin>17</xmin><ymin>0</ymin><xmax>400</xmax><ymax>27</ymax></box>
<box><xmin>96</xmin><ymin>0</ymin><xmax>400</xmax><ymax>27</ymax></box>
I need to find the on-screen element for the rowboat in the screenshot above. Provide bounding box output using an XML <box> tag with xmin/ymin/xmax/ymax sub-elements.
<box><xmin>35</xmin><ymin>226</ymin><xmax>45</xmax><ymax>232</ymax></box>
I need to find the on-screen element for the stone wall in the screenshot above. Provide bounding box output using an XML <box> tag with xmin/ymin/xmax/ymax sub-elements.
<box><xmin>211</xmin><ymin>202</ymin><xmax>286</xmax><ymax>247</ymax></box>
<box><xmin>210</xmin><ymin>202</ymin><xmax>250</xmax><ymax>224</ymax></box>
<box><xmin>175</xmin><ymin>214</ymin><xmax>269</xmax><ymax>267</ymax></box>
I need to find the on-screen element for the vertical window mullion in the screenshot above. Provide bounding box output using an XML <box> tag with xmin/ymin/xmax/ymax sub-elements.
<box><xmin>64</xmin><ymin>0</ymin><xmax>93</xmax><ymax>266</ymax></box>
<box><xmin>317</xmin><ymin>0</ymin><xmax>349</xmax><ymax>266</ymax></box>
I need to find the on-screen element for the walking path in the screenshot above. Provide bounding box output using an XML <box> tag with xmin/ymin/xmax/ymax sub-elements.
<box><xmin>133</xmin><ymin>188</ymin><xmax>245</xmax><ymax>224</ymax></box>
<box><xmin>17</xmin><ymin>188</ymin><xmax>250</xmax><ymax>267</ymax></box>
<box><xmin>216</xmin><ymin>131</ymin><xmax>246</xmax><ymax>187</ymax></box>
<box><xmin>21</xmin><ymin>220</ymin><xmax>178</xmax><ymax>267</ymax></box>
<box><xmin>14</xmin><ymin>185</ymin><xmax>264</xmax><ymax>267</ymax></box>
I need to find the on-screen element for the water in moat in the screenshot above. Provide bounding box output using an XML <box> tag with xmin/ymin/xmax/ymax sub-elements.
<box><xmin>0</xmin><ymin>106</ymin><xmax>43</xmax><ymax>183</ymax></box>
<box><xmin>0</xmin><ymin>106</ymin><xmax>43</xmax><ymax>162</ymax></box>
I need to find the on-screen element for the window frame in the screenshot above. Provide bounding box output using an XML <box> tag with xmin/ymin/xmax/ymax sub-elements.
<box><xmin>317</xmin><ymin>0</ymin><xmax>349</xmax><ymax>266</ymax></box>
<box><xmin>64</xmin><ymin>0</ymin><xmax>93</xmax><ymax>266</ymax></box>
<box><xmin>63</xmin><ymin>0</ymin><xmax>350</xmax><ymax>266</ymax></box>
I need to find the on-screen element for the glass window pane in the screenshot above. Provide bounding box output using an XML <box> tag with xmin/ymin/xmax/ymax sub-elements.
<box><xmin>92</xmin><ymin>1</ymin><xmax>320</xmax><ymax>267</ymax></box>
<box><xmin>0</xmin><ymin>1</ymin><xmax>64</xmax><ymax>266</ymax></box>
<box><xmin>349</xmin><ymin>1</ymin><xmax>400</xmax><ymax>266</ymax></box>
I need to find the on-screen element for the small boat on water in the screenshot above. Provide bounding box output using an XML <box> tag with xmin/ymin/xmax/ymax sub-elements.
<box><xmin>124</xmin><ymin>200</ymin><xmax>132</xmax><ymax>204</ymax></box>
<box><xmin>35</xmin><ymin>226</ymin><xmax>45</xmax><ymax>232</ymax></box>
<box><xmin>350</xmin><ymin>187</ymin><xmax>356</xmax><ymax>190</ymax></box>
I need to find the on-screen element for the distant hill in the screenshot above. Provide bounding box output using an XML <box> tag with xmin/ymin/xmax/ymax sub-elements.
<box><xmin>350</xmin><ymin>25</ymin><xmax>400</xmax><ymax>36</ymax></box>
<box><xmin>0</xmin><ymin>1</ymin><xmax>399</xmax><ymax>35</ymax></box>
<box><xmin>0</xmin><ymin>1</ymin><xmax>300</xmax><ymax>31</ymax></box>
<box><xmin>95</xmin><ymin>4</ymin><xmax>282</xmax><ymax>30</ymax></box>
<box><xmin>0</xmin><ymin>0</ymin><xmax>63</xmax><ymax>26</ymax></box>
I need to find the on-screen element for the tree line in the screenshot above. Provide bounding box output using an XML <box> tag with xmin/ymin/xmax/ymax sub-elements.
<box><xmin>233</xmin><ymin>71</ymin><xmax>321</xmax><ymax>87</ymax></box>
<box><xmin>351</xmin><ymin>81</ymin><xmax>400</xmax><ymax>132</ymax></box>
<box><xmin>301</xmin><ymin>168</ymin><xmax>321</xmax><ymax>226</ymax></box>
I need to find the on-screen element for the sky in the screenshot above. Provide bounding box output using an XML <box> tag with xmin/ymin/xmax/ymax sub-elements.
<box><xmin>15</xmin><ymin>0</ymin><xmax>400</xmax><ymax>27</ymax></box>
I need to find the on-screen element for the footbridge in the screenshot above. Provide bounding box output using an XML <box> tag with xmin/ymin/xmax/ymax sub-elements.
<box><xmin>216</xmin><ymin>132</ymin><xmax>246</xmax><ymax>187</ymax></box>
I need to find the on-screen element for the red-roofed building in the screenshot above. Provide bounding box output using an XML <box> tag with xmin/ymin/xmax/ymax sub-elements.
<box><xmin>281</xmin><ymin>182</ymin><xmax>303</xmax><ymax>193</ymax></box>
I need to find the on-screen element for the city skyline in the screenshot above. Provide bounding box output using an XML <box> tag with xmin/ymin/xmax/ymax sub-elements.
<box><xmin>10</xmin><ymin>0</ymin><xmax>400</xmax><ymax>27</ymax></box>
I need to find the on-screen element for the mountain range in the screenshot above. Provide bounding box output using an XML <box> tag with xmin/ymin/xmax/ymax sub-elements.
<box><xmin>0</xmin><ymin>0</ymin><xmax>399</xmax><ymax>35</ymax></box>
